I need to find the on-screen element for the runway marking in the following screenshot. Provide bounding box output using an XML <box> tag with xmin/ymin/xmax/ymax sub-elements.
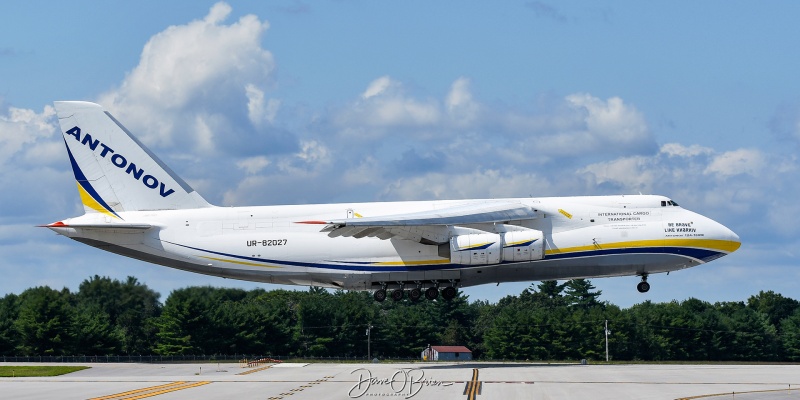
<box><xmin>463</xmin><ymin>368</ymin><xmax>482</xmax><ymax>400</ymax></box>
<box><xmin>267</xmin><ymin>377</ymin><xmax>331</xmax><ymax>400</ymax></box>
<box><xmin>88</xmin><ymin>381</ymin><xmax>211</xmax><ymax>400</ymax></box>
<box><xmin>237</xmin><ymin>364</ymin><xmax>274</xmax><ymax>375</ymax></box>
<box><xmin>676</xmin><ymin>387</ymin><xmax>800</xmax><ymax>400</ymax></box>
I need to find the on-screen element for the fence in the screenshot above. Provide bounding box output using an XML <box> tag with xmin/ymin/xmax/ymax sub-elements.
<box><xmin>0</xmin><ymin>355</ymin><xmax>421</xmax><ymax>364</ymax></box>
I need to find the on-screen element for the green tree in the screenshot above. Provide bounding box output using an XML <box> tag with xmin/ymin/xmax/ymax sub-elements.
<box><xmin>71</xmin><ymin>304</ymin><xmax>122</xmax><ymax>355</ymax></box>
<box><xmin>747</xmin><ymin>290</ymin><xmax>800</xmax><ymax>331</ymax></box>
<box><xmin>375</xmin><ymin>298</ymin><xmax>439</xmax><ymax>358</ymax></box>
<box><xmin>14</xmin><ymin>286</ymin><xmax>75</xmax><ymax>355</ymax></box>
<box><xmin>76</xmin><ymin>276</ymin><xmax>161</xmax><ymax>354</ymax></box>
<box><xmin>780</xmin><ymin>308</ymin><xmax>800</xmax><ymax>361</ymax></box>
<box><xmin>534</xmin><ymin>280</ymin><xmax>567</xmax><ymax>307</ymax></box>
<box><xmin>715</xmin><ymin>301</ymin><xmax>779</xmax><ymax>361</ymax></box>
<box><xmin>564</xmin><ymin>279</ymin><xmax>603</xmax><ymax>310</ymax></box>
<box><xmin>154</xmin><ymin>286</ymin><xmax>249</xmax><ymax>355</ymax></box>
<box><xmin>483</xmin><ymin>300</ymin><xmax>551</xmax><ymax>360</ymax></box>
<box><xmin>0</xmin><ymin>294</ymin><xmax>20</xmax><ymax>355</ymax></box>
<box><xmin>297</xmin><ymin>287</ymin><xmax>337</xmax><ymax>357</ymax></box>
<box><xmin>229</xmin><ymin>290</ymin><xmax>298</xmax><ymax>355</ymax></box>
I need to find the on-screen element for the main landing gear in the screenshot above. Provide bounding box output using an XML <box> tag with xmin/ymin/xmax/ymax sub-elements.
<box><xmin>373</xmin><ymin>283</ymin><xmax>458</xmax><ymax>303</ymax></box>
<box><xmin>637</xmin><ymin>274</ymin><xmax>650</xmax><ymax>293</ymax></box>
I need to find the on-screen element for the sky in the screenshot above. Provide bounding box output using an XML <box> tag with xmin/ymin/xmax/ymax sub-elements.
<box><xmin>2</xmin><ymin>1</ymin><xmax>799</xmax><ymax>308</ymax></box>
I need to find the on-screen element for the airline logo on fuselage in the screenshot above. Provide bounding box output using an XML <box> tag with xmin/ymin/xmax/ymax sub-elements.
<box><xmin>64</xmin><ymin>126</ymin><xmax>175</xmax><ymax>198</ymax></box>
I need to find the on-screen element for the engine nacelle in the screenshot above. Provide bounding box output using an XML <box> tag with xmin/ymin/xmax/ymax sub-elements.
<box><xmin>449</xmin><ymin>229</ymin><xmax>544</xmax><ymax>265</ymax></box>
<box><xmin>449</xmin><ymin>233</ymin><xmax>501</xmax><ymax>265</ymax></box>
<box><xmin>501</xmin><ymin>230</ymin><xmax>544</xmax><ymax>262</ymax></box>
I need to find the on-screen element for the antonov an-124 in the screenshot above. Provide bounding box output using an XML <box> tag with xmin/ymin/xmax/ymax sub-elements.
<box><xmin>44</xmin><ymin>101</ymin><xmax>741</xmax><ymax>302</ymax></box>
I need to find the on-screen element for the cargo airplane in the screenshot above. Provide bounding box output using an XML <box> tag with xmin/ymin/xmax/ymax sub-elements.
<box><xmin>44</xmin><ymin>101</ymin><xmax>741</xmax><ymax>302</ymax></box>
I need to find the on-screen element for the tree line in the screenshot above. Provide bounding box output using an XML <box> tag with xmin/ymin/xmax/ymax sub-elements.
<box><xmin>1</xmin><ymin>275</ymin><xmax>799</xmax><ymax>361</ymax></box>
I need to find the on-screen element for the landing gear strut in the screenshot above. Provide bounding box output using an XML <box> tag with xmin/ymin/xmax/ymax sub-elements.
<box><xmin>637</xmin><ymin>274</ymin><xmax>650</xmax><ymax>293</ymax></box>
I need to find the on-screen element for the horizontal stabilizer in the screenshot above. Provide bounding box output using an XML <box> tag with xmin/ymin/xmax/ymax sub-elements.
<box><xmin>42</xmin><ymin>221</ymin><xmax>153</xmax><ymax>230</ymax></box>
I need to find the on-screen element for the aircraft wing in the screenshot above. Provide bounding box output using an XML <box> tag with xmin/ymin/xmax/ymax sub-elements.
<box><xmin>320</xmin><ymin>201</ymin><xmax>538</xmax><ymax>244</ymax></box>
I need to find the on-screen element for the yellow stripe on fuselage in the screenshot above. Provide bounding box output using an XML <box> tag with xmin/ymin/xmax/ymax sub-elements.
<box><xmin>199</xmin><ymin>256</ymin><xmax>281</xmax><ymax>268</ymax></box>
<box><xmin>545</xmin><ymin>238</ymin><xmax>741</xmax><ymax>256</ymax></box>
<box><xmin>372</xmin><ymin>259</ymin><xmax>452</xmax><ymax>266</ymax></box>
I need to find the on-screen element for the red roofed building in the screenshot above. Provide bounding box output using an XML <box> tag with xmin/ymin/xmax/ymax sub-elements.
<box><xmin>421</xmin><ymin>345</ymin><xmax>472</xmax><ymax>361</ymax></box>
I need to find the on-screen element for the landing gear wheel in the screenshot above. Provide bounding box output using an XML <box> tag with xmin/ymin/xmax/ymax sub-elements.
<box><xmin>637</xmin><ymin>281</ymin><xmax>650</xmax><ymax>293</ymax></box>
<box><xmin>391</xmin><ymin>288</ymin><xmax>404</xmax><ymax>301</ymax></box>
<box><xmin>425</xmin><ymin>287</ymin><xmax>439</xmax><ymax>301</ymax></box>
<box><xmin>441</xmin><ymin>286</ymin><xmax>457</xmax><ymax>300</ymax></box>
<box><xmin>409</xmin><ymin>288</ymin><xmax>422</xmax><ymax>302</ymax></box>
<box><xmin>373</xmin><ymin>289</ymin><xmax>387</xmax><ymax>302</ymax></box>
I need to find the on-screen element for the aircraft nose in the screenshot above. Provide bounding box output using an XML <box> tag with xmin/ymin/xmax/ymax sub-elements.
<box><xmin>713</xmin><ymin>220</ymin><xmax>741</xmax><ymax>254</ymax></box>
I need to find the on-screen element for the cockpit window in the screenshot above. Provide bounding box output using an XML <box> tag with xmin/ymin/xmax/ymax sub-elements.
<box><xmin>661</xmin><ymin>200</ymin><xmax>680</xmax><ymax>207</ymax></box>
<box><xmin>661</xmin><ymin>201</ymin><xmax>667</xmax><ymax>207</ymax></box>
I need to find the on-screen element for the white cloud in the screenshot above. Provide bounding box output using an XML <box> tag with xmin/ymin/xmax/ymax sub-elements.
<box><xmin>0</xmin><ymin>105</ymin><xmax>56</xmax><ymax>166</ymax></box>
<box><xmin>341</xmin><ymin>156</ymin><xmax>382</xmax><ymax>186</ymax></box>
<box><xmin>704</xmin><ymin>148</ymin><xmax>765</xmax><ymax>178</ymax></box>
<box><xmin>236</xmin><ymin>155</ymin><xmax>271</xmax><ymax>175</ymax></box>
<box><xmin>579</xmin><ymin>143</ymin><xmax>742</xmax><ymax>196</ymax></box>
<box><xmin>577</xmin><ymin>143</ymin><xmax>800</xmax><ymax>239</ymax></box>
<box><xmin>580</xmin><ymin>155</ymin><xmax>656</xmax><ymax>192</ymax></box>
<box><xmin>246</xmin><ymin>84</ymin><xmax>281</xmax><ymax>126</ymax></box>
<box><xmin>379</xmin><ymin>169</ymin><xmax>555</xmax><ymax>201</ymax></box>
<box><xmin>445</xmin><ymin>77</ymin><xmax>480</xmax><ymax>126</ymax></box>
<box><xmin>98</xmin><ymin>2</ymin><xmax>277</xmax><ymax>153</ymax></box>
<box><xmin>336</xmin><ymin>76</ymin><xmax>441</xmax><ymax>135</ymax></box>
<box><xmin>295</xmin><ymin>140</ymin><xmax>329</xmax><ymax>164</ymax></box>
<box><xmin>557</xmin><ymin>93</ymin><xmax>654</xmax><ymax>155</ymax></box>
<box><xmin>660</xmin><ymin>142</ymin><xmax>713</xmax><ymax>158</ymax></box>
<box><xmin>334</xmin><ymin>79</ymin><xmax>656</xmax><ymax>165</ymax></box>
<box><xmin>362</xmin><ymin>76</ymin><xmax>395</xmax><ymax>99</ymax></box>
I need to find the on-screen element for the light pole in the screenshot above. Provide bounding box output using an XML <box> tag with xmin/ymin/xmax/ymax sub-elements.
<box><xmin>605</xmin><ymin>320</ymin><xmax>611</xmax><ymax>362</ymax></box>
<box><xmin>366</xmin><ymin>324</ymin><xmax>373</xmax><ymax>360</ymax></box>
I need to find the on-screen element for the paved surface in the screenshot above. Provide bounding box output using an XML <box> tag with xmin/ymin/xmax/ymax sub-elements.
<box><xmin>2</xmin><ymin>362</ymin><xmax>800</xmax><ymax>399</ymax></box>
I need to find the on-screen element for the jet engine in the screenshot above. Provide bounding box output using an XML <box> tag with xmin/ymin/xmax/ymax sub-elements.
<box><xmin>449</xmin><ymin>229</ymin><xmax>543</xmax><ymax>265</ymax></box>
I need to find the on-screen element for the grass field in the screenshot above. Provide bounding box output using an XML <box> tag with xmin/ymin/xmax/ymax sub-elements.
<box><xmin>0</xmin><ymin>366</ymin><xmax>89</xmax><ymax>377</ymax></box>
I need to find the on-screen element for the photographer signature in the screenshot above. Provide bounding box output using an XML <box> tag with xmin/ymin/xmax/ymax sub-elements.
<box><xmin>348</xmin><ymin>367</ymin><xmax>452</xmax><ymax>398</ymax></box>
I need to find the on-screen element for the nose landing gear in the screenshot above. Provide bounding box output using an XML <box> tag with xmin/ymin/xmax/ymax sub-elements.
<box><xmin>637</xmin><ymin>274</ymin><xmax>650</xmax><ymax>293</ymax></box>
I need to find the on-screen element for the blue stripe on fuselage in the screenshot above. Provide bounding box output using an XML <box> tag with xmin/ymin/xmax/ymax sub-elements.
<box><xmin>166</xmin><ymin>241</ymin><xmax>726</xmax><ymax>272</ymax></box>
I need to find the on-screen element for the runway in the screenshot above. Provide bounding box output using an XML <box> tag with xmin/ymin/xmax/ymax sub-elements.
<box><xmin>2</xmin><ymin>361</ymin><xmax>800</xmax><ymax>399</ymax></box>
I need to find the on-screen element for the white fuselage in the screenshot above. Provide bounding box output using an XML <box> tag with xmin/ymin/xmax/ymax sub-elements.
<box><xmin>49</xmin><ymin>194</ymin><xmax>740</xmax><ymax>291</ymax></box>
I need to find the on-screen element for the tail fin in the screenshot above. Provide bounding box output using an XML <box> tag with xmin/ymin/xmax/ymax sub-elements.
<box><xmin>54</xmin><ymin>101</ymin><xmax>211</xmax><ymax>217</ymax></box>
